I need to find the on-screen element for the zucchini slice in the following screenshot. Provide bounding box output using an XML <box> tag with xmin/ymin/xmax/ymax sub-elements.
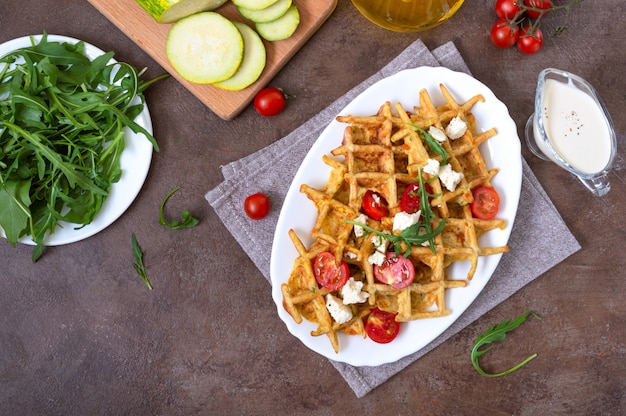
<box><xmin>166</xmin><ymin>12</ymin><xmax>244</xmax><ymax>84</ymax></box>
<box><xmin>136</xmin><ymin>0</ymin><xmax>228</xmax><ymax>24</ymax></box>
<box><xmin>232</xmin><ymin>0</ymin><xmax>278</xmax><ymax>11</ymax></box>
<box><xmin>213</xmin><ymin>22</ymin><xmax>267</xmax><ymax>91</ymax></box>
<box><xmin>255</xmin><ymin>4</ymin><xmax>300</xmax><ymax>41</ymax></box>
<box><xmin>237</xmin><ymin>0</ymin><xmax>292</xmax><ymax>23</ymax></box>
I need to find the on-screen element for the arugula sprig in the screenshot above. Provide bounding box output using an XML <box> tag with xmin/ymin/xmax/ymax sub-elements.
<box><xmin>0</xmin><ymin>34</ymin><xmax>167</xmax><ymax>261</ymax></box>
<box><xmin>471</xmin><ymin>311</ymin><xmax>541</xmax><ymax>377</ymax></box>
<box><xmin>409</xmin><ymin>124</ymin><xmax>448</xmax><ymax>165</ymax></box>
<box><xmin>159</xmin><ymin>186</ymin><xmax>200</xmax><ymax>229</ymax></box>
<box><xmin>131</xmin><ymin>233</ymin><xmax>152</xmax><ymax>291</ymax></box>
<box><xmin>346</xmin><ymin>167</ymin><xmax>445</xmax><ymax>256</ymax></box>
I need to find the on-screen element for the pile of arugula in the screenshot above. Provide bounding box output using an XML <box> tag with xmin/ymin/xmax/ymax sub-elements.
<box><xmin>0</xmin><ymin>34</ymin><xmax>165</xmax><ymax>261</ymax></box>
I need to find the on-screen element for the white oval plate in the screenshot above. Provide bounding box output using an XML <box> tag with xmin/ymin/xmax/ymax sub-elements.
<box><xmin>270</xmin><ymin>66</ymin><xmax>522</xmax><ymax>366</ymax></box>
<box><xmin>0</xmin><ymin>35</ymin><xmax>154</xmax><ymax>246</ymax></box>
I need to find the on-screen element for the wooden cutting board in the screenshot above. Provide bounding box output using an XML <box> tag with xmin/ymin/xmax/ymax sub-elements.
<box><xmin>87</xmin><ymin>0</ymin><xmax>337</xmax><ymax>120</ymax></box>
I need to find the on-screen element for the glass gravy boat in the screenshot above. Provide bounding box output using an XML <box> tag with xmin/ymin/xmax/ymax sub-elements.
<box><xmin>525</xmin><ymin>68</ymin><xmax>617</xmax><ymax>196</ymax></box>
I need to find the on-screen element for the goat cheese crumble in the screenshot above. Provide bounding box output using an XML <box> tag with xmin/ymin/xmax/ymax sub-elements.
<box><xmin>428</xmin><ymin>126</ymin><xmax>448</xmax><ymax>143</ymax></box>
<box><xmin>325</xmin><ymin>294</ymin><xmax>353</xmax><ymax>324</ymax></box>
<box><xmin>368</xmin><ymin>251</ymin><xmax>386</xmax><ymax>266</ymax></box>
<box><xmin>352</xmin><ymin>213</ymin><xmax>368</xmax><ymax>237</ymax></box>
<box><xmin>340</xmin><ymin>278</ymin><xmax>369</xmax><ymax>304</ymax></box>
<box><xmin>423</xmin><ymin>158</ymin><xmax>441</xmax><ymax>176</ymax></box>
<box><xmin>445</xmin><ymin>116</ymin><xmax>467</xmax><ymax>140</ymax></box>
<box><xmin>439</xmin><ymin>163</ymin><xmax>464</xmax><ymax>191</ymax></box>
<box><xmin>393</xmin><ymin>211</ymin><xmax>421</xmax><ymax>232</ymax></box>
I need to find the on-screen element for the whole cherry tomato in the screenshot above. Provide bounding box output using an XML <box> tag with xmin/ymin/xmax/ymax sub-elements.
<box><xmin>524</xmin><ymin>0</ymin><xmax>553</xmax><ymax>19</ymax></box>
<box><xmin>244</xmin><ymin>192</ymin><xmax>271</xmax><ymax>220</ymax></box>
<box><xmin>490</xmin><ymin>19</ymin><xmax>520</xmax><ymax>49</ymax></box>
<box><xmin>253</xmin><ymin>87</ymin><xmax>286</xmax><ymax>116</ymax></box>
<box><xmin>517</xmin><ymin>26</ymin><xmax>544</xmax><ymax>54</ymax></box>
<box><xmin>495</xmin><ymin>0</ymin><xmax>522</xmax><ymax>19</ymax></box>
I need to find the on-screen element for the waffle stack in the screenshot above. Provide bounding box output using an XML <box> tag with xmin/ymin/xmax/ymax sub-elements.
<box><xmin>281</xmin><ymin>84</ymin><xmax>509</xmax><ymax>353</ymax></box>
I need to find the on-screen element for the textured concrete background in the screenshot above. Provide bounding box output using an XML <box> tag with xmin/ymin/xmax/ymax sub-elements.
<box><xmin>1</xmin><ymin>0</ymin><xmax>624</xmax><ymax>414</ymax></box>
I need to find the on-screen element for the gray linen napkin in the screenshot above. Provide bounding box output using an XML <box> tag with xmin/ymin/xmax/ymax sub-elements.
<box><xmin>206</xmin><ymin>40</ymin><xmax>581</xmax><ymax>397</ymax></box>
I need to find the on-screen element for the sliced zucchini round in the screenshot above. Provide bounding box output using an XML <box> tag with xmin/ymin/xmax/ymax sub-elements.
<box><xmin>255</xmin><ymin>4</ymin><xmax>300</xmax><ymax>41</ymax></box>
<box><xmin>213</xmin><ymin>22</ymin><xmax>266</xmax><ymax>91</ymax></box>
<box><xmin>232</xmin><ymin>0</ymin><xmax>279</xmax><ymax>11</ymax></box>
<box><xmin>237</xmin><ymin>0</ymin><xmax>292</xmax><ymax>23</ymax></box>
<box><xmin>166</xmin><ymin>12</ymin><xmax>244</xmax><ymax>84</ymax></box>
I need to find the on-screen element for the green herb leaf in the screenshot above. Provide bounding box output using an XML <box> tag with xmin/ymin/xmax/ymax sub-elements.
<box><xmin>409</xmin><ymin>124</ymin><xmax>448</xmax><ymax>165</ymax></box>
<box><xmin>158</xmin><ymin>186</ymin><xmax>200</xmax><ymax>229</ymax></box>
<box><xmin>471</xmin><ymin>311</ymin><xmax>541</xmax><ymax>377</ymax></box>
<box><xmin>131</xmin><ymin>233</ymin><xmax>152</xmax><ymax>290</ymax></box>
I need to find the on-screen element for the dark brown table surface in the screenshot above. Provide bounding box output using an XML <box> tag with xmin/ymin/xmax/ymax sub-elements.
<box><xmin>1</xmin><ymin>1</ymin><xmax>624</xmax><ymax>414</ymax></box>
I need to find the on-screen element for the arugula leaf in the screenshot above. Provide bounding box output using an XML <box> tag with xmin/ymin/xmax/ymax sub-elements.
<box><xmin>410</xmin><ymin>124</ymin><xmax>448</xmax><ymax>165</ymax></box>
<box><xmin>131</xmin><ymin>233</ymin><xmax>152</xmax><ymax>290</ymax></box>
<box><xmin>159</xmin><ymin>186</ymin><xmax>200</xmax><ymax>229</ymax></box>
<box><xmin>471</xmin><ymin>311</ymin><xmax>541</xmax><ymax>377</ymax></box>
<box><xmin>0</xmin><ymin>35</ymin><xmax>167</xmax><ymax>261</ymax></box>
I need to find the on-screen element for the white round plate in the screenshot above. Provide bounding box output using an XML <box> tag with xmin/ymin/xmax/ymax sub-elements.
<box><xmin>270</xmin><ymin>66</ymin><xmax>522</xmax><ymax>366</ymax></box>
<box><xmin>0</xmin><ymin>35</ymin><xmax>154</xmax><ymax>246</ymax></box>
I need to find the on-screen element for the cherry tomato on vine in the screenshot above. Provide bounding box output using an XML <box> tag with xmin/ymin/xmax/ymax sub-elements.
<box><xmin>495</xmin><ymin>0</ymin><xmax>522</xmax><ymax>19</ymax></box>
<box><xmin>312</xmin><ymin>251</ymin><xmax>350</xmax><ymax>290</ymax></box>
<box><xmin>365</xmin><ymin>308</ymin><xmax>401</xmax><ymax>344</ymax></box>
<box><xmin>470</xmin><ymin>186</ymin><xmax>500</xmax><ymax>220</ymax></box>
<box><xmin>490</xmin><ymin>19</ymin><xmax>520</xmax><ymax>49</ymax></box>
<box><xmin>362</xmin><ymin>190</ymin><xmax>389</xmax><ymax>220</ymax></box>
<box><xmin>517</xmin><ymin>26</ymin><xmax>544</xmax><ymax>54</ymax></box>
<box><xmin>253</xmin><ymin>87</ymin><xmax>286</xmax><ymax>116</ymax></box>
<box><xmin>244</xmin><ymin>192</ymin><xmax>271</xmax><ymax>220</ymax></box>
<box><xmin>524</xmin><ymin>0</ymin><xmax>553</xmax><ymax>19</ymax></box>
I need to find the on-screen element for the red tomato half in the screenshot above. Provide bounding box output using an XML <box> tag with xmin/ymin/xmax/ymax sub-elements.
<box><xmin>362</xmin><ymin>190</ymin><xmax>389</xmax><ymax>220</ymax></box>
<box><xmin>365</xmin><ymin>308</ymin><xmax>401</xmax><ymax>344</ymax></box>
<box><xmin>471</xmin><ymin>186</ymin><xmax>500</xmax><ymax>220</ymax></box>
<box><xmin>244</xmin><ymin>192</ymin><xmax>270</xmax><ymax>220</ymax></box>
<box><xmin>254</xmin><ymin>87</ymin><xmax>286</xmax><ymax>116</ymax></box>
<box><xmin>373</xmin><ymin>252</ymin><xmax>415</xmax><ymax>290</ymax></box>
<box><xmin>312</xmin><ymin>252</ymin><xmax>350</xmax><ymax>290</ymax></box>
<box><xmin>400</xmin><ymin>182</ymin><xmax>432</xmax><ymax>214</ymax></box>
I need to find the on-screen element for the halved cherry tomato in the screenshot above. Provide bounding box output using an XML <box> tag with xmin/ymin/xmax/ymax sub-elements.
<box><xmin>471</xmin><ymin>186</ymin><xmax>500</xmax><ymax>220</ymax></box>
<box><xmin>362</xmin><ymin>190</ymin><xmax>389</xmax><ymax>220</ymax></box>
<box><xmin>400</xmin><ymin>182</ymin><xmax>432</xmax><ymax>214</ymax></box>
<box><xmin>244</xmin><ymin>192</ymin><xmax>270</xmax><ymax>220</ymax></box>
<box><xmin>365</xmin><ymin>308</ymin><xmax>401</xmax><ymax>344</ymax></box>
<box><xmin>373</xmin><ymin>252</ymin><xmax>415</xmax><ymax>289</ymax></box>
<box><xmin>312</xmin><ymin>252</ymin><xmax>350</xmax><ymax>290</ymax></box>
